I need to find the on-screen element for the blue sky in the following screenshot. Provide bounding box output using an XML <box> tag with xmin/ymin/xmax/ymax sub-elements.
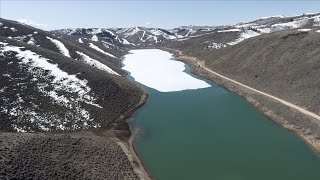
<box><xmin>1</xmin><ymin>1</ymin><xmax>320</xmax><ymax>30</ymax></box>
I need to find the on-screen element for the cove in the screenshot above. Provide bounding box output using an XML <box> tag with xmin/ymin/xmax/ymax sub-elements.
<box><xmin>123</xmin><ymin>49</ymin><xmax>320</xmax><ymax>180</ymax></box>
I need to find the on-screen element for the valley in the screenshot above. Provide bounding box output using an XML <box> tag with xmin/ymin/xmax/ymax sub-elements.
<box><xmin>0</xmin><ymin>11</ymin><xmax>320</xmax><ymax>180</ymax></box>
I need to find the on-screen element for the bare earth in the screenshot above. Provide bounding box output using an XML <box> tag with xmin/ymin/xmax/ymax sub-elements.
<box><xmin>114</xmin><ymin>132</ymin><xmax>151</xmax><ymax>180</ymax></box>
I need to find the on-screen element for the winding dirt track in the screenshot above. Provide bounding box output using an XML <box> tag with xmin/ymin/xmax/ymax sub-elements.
<box><xmin>201</xmin><ymin>64</ymin><xmax>320</xmax><ymax>120</ymax></box>
<box><xmin>170</xmin><ymin>48</ymin><xmax>320</xmax><ymax>121</ymax></box>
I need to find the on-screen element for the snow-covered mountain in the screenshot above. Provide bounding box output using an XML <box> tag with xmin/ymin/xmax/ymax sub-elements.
<box><xmin>54</xmin><ymin>12</ymin><xmax>320</xmax><ymax>48</ymax></box>
<box><xmin>54</xmin><ymin>26</ymin><xmax>216</xmax><ymax>46</ymax></box>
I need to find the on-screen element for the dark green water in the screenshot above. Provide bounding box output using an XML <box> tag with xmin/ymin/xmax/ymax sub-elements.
<box><xmin>126</xmin><ymin>54</ymin><xmax>320</xmax><ymax>180</ymax></box>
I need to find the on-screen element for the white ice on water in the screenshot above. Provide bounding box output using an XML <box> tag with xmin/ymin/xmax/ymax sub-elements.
<box><xmin>122</xmin><ymin>49</ymin><xmax>211</xmax><ymax>92</ymax></box>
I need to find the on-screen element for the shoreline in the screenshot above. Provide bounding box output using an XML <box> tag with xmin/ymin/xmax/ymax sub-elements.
<box><xmin>112</xmin><ymin>90</ymin><xmax>152</xmax><ymax>180</ymax></box>
<box><xmin>113</xmin><ymin>53</ymin><xmax>152</xmax><ymax>179</ymax></box>
<box><xmin>161</xmin><ymin>47</ymin><xmax>320</xmax><ymax>155</ymax></box>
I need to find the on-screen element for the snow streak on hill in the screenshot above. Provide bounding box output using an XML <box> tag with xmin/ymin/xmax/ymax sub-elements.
<box><xmin>76</xmin><ymin>51</ymin><xmax>119</xmax><ymax>76</ymax></box>
<box><xmin>0</xmin><ymin>42</ymin><xmax>101</xmax><ymax>132</ymax></box>
<box><xmin>88</xmin><ymin>43</ymin><xmax>116</xmax><ymax>58</ymax></box>
<box><xmin>46</xmin><ymin>36</ymin><xmax>71</xmax><ymax>57</ymax></box>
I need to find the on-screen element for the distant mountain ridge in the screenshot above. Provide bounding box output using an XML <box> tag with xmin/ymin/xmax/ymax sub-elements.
<box><xmin>53</xmin><ymin>12</ymin><xmax>320</xmax><ymax>47</ymax></box>
<box><xmin>53</xmin><ymin>26</ymin><xmax>201</xmax><ymax>46</ymax></box>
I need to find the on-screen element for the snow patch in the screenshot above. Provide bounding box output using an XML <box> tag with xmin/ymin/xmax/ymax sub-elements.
<box><xmin>12</xmin><ymin>35</ymin><xmax>27</xmax><ymax>42</ymax></box>
<box><xmin>150</xmin><ymin>29</ymin><xmax>176</xmax><ymax>39</ymax></box>
<box><xmin>102</xmin><ymin>41</ymin><xmax>116</xmax><ymax>48</ymax></box>
<box><xmin>313</xmin><ymin>15</ymin><xmax>320</xmax><ymax>27</ymax></box>
<box><xmin>123</xmin><ymin>49</ymin><xmax>211</xmax><ymax>92</ymax></box>
<box><xmin>185</xmin><ymin>28</ymin><xmax>196</xmax><ymax>37</ymax></box>
<box><xmin>17</xmin><ymin>19</ymin><xmax>47</xmax><ymax>29</ymax></box>
<box><xmin>176</xmin><ymin>37</ymin><xmax>190</xmax><ymax>41</ymax></box>
<box><xmin>297</xmin><ymin>29</ymin><xmax>311</xmax><ymax>32</ymax></box>
<box><xmin>153</xmin><ymin>36</ymin><xmax>158</xmax><ymax>43</ymax></box>
<box><xmin>207</xmin><ymin>42</ymin><xmax>226</xmax><ymax>49</ymax></box>
<box><xmin>140</xmin><ymin>30</ymin><xmax>146</xmax><ymax>42</ymax></box>
<box><xmin>88</xmin><ymin>43</ymin><xmax>116</xmax><ymax>58</ymax></box>
<box><xmin>46</xmin><ymin>36</ymin><xmax>71</xmax><ymax>58</ymax></box>
<box><xmin>218</xmin><ymin>29</ymin><xmax>241</xmax><ymax>32</ymax></box>
<box><xmin>27</xmin><ymin>37</ymin><xmax>36</xmax><ymax>45</ymax></box>
<box><xmin>227</xmin><ymin>30</ymin><xmax>260</xmax><ymax>45</ymax></box>
<box><xmin>121</xmin><ymin>38</ymin><xmax>135</xmax><ymax>46</ymax></box>
<box><xmin>103</xmin><ymin>29</ymin><xmax>116</xmax><ymax>36</ymax></box>
<box><xmin>124</xmin><ymin>27</ymin><xmax>140</xmax><ymax>37</ymax></box>
<box><xmin>10</xmin><ymin>27</ymin><xmax>17</xmax><ymax>32</ymax></box>
<box><xmin>257</xmin><ymin>28</ymin><xmax>272</xmax><ymax>34</ymax></box>
<box><xmin>91</xmin><ymin>35</ymin><xmax>98</xmax><ymax>41</ymax></box>
<box><xmin>76</xmin><ymin>51</ymin><xmax>119</xmax><ymax>76</ymax></box>
<box><xmin>271</xmin><ymin>18</ymin><xmax>308</xmax><ymax>31</ymax></box>
<box><xmin>316</xmin><ymin>30</ymin><xmax>320</xmax><ymax>33</ymax></box>
<box><xmin>260</xmin><ymin>15</ymin><xmax>285</xmax><ymax>19</ymax></box>
<box><xmin>78</xmin><ymin>38</ymin><xmax>84</xmax><ymax>43</ymax></box>
<box><xmin>235</xmin><ymin>23</ymin><xmax>258</xmax><ymax>29</ymax></box>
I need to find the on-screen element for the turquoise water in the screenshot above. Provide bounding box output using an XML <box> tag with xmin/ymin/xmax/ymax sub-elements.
<box><xmin>125</xmin><ymin>52</ymin><xmax>320</xmax><ymax>180</ymax></box>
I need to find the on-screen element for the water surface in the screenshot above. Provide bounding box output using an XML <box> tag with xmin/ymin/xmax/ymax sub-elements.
<box><xmin>123</xmin><ymin>49</ymin><xmax>320</xmax><ymax>180</ymax></box>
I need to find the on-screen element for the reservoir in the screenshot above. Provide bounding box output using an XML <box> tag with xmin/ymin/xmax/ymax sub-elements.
<box><xmin>123</xmin><ymin>49</ymin><xmax>320</xmax><ymax>180</ymax></box>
